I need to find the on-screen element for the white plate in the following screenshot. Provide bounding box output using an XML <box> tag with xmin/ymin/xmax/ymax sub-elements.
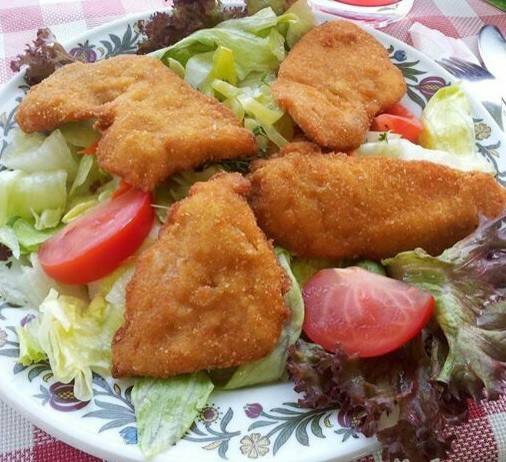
<box><xmin>0</xmin><ymin>10</ymin><xmax>505</xmax><ymax>462</ymax></box>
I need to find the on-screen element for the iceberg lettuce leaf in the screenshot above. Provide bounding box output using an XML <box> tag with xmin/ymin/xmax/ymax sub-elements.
<box><xmin>0</xmin><ymin>169</ymin><xmax>67</xmax><ymax>224</ymax></box>
<box><xmin>12</xmin><ymin>218</ymin><xmax>56</xmax><ymax>253</ymax></box>
<box><xmin>357</xmin><ymin>134</ymin><xmax>494</xmax><ymax>174</ymax></box>
<box><xmin>419</xmin><ymin>85</ymin><xmax>479</xmax><ymax>157</ymax></box>
<box><xmin>132</xmin><ymin>372</ymin><xmax>214</xmax><ymax>458</ymax></box>
<box><xmin>2</xmin><ymin>129</ymin><xmax>77</xmax><ymax>181</ymax></box>
<box><xmin>59</xmin><ymin>120</ymin><xmax>100</xmax><ymax>148</ymax></box>
<box><xmin>17</xmin><ymin>289</ymin><xmax>124</xmax><ymax>401</ymax></box>
<box><xmin>0</xmin><ymin>254</ymin><xmax>86</xmax><ymax>308</ymax></box>
<box><xmin>0</xmin><ymin>226</ymin><xmax>20</xmax><ymax>259</ymax></box>
<box><xmin>159</xmin><ymin>4</ymin><xmax>313</xmax><ymax>149</ymax></box>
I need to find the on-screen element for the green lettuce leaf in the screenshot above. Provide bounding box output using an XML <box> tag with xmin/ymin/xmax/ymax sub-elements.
<box><xmin>0</xmin><ymin>226</ymin><xmax>20</xmax><ymax>259</ymax></box>
<box><xmin>0</xmin><ymin>129</ymin><xmax>113</xmax><ymax>250</ymax></box>
<box><xmin>17</xmin><ymin>288</ymin><xmax>124</xmax><ymax>401</ymax></box>
<box><xmin>69</xmin><ymin>153</ymin><xmax>107</xmax><ymax>197</ymax></box>
<box><xmin>2</xmin><ymin>129</ymin><xmax>78</xmax><ymax>181</ymax></box>
<box><xmin>17</xmin><ymin>323</ymin><xmax>46</xmax><ymax>365</ymax></box>
<box><xmin>419</xmin><ymin>85</ymin><xmax>487</xmax><ymax>162</ymax></box>
<box><xmin>285</xmin><ymin>0</ymin><xmax>314</xmax><ymax>48</ymax></box>
<box><xmin>11</xmin><ymin>218</ymin><xmax>56</xmax><ymax>253</ymax></box>
<box><xmin>357</xmin><ymin>134</ymin><xmax>494</xmax><ymax>174</ymax></box>
<box><xmin>161</xmin><ymin>8</ymin><xmax>295</xmax><ymax>78</ymax></box>
<box><xmin>355</xmin><ymin>259</ymin><xmax>386</xmax><ymax>275</ymax></box>
<box><xmin>59</xmin><ymin>120</ymin><xmax>100</xmax><ymax>148</ymax></box>
<box><xmin>248</xmin><ymin>0</ymin><xmax>292</xmax><ymax>16</ymax></box>
<box><xmin>291</xmin><ymin>257</ymin><xmax>338</xmax><ymax>287</ymax></box>
<box><xmin>32</xmin><ymin>208</ymin><xmax>64</xmax><ymax>230</ymax></box>
<box><xmin>0</xmin><ymin>254</ymin><xmax>86</xmax><ymax>308</ymax></box>
<box><xmin>153</xmin><ymin>166</ymin><xmax>222</xmax><ymax>222</ymax></box>
<box><xmin>223</xmin><ymin>247</ymin><xmax>304</xmax><ymax>389</ymax></box>
<box><xmin>159</xmin><ymin>3</ymin><xmax>313</xmax><ymax>149</ymax></box>
<box><xmin>0</xmin><ymin>169</ymin><xmax>67</xmax><ymax>226</ymax></box>
<box><xmin>132</xmin><ymin>372</ymin><xmax>214</xmax><ymax>458</ymax></box>
<box><xmin>385</xmin><ymin>212</ymin><xmax>506</xmax><ymax>400</ymax></box>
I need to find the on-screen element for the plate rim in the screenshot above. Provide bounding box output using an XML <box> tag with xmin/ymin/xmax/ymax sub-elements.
<box><xmin>0</xmin><ymin>8</ymin><xmax>504</xmax><ymax>462</ymax></box>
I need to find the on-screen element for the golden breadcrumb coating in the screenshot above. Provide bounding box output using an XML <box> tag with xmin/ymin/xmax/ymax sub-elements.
<box><xmin>16</xmin><ymin>55</ymin><xmax>256</xmax><ymax>191</ymax></box>
<box><xmin>272</xmin><ymin>20</ymin><xmax>406</xmax><ymax>151</ymax></box>
<box><xmin>249</xmin><ymin>143</ymin><xmax>506</xmax><ymax>259</ymax></box>
<box><xmin>112</xmin><ymin>172</ymin><xmax>288</xmax><ymax>378</ymax></box>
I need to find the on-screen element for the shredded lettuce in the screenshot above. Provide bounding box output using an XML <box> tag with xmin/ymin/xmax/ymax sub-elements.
<box><xmin>0</xmin><ymin>254</ymin><xmax>86</xmax><ymax>308</ymax></box>
<box><xmin>161</xmin><ymin>8</ymin><xmax>295</xmax><ymax>79</ymax></box>
<box><xmin>153</xmin><ymin>166</ymin><xmax>223</xmax><ymax>222</ymax></box>
<box><xmin>2</xmin><ymin>129</ymin><xmax>77</xmax><ymax>181</ymax></box>
<box><xmin>224</xmin><ymin>247</ymin><xmax>304</xmax><ymax>389</ymax></box>
<box><xmin>105</xmin><ymin>266</ymin><xmax>135</xmax><ymax>307</ymax></box>
<box><xmin>357</xmin><ymin>135</ymin><xmax>494</xmax><ymax>174</ymax></box>
<box><xmin>248</xmin><ymin>0</ymin><xmax>289</xmax><ymax>14</ymax></box>
<box><xmin>159</xmin><ymin>2</ymin><xmax>313</xmax><ymax>149</ymax></box>
<box><xmin>132</xmin><ymin>372</ymin><xmax>214</xmax><ymax>458</ymax></box>
<box><xmin>17</xmin><ymin>323</ymin><xmax>46</xmax><ymax>365</ymax></box>
<box><xmin>285</xmin><ymin>0</ymin><xmax>314</xmax><ymax>48</ymax></box>
<box><xmin>0</xmin><ymin>226</ymin><xmax>20</xmax><ymax>259</ymax></box>
<box><xmin>291</xmin><ymin>257</ymin><xmax>339</xmax><ymax>287</ymax></box>
<box><xmin>0</xmin><ymin>169</ymin><xmax>67</xmax><ymax>226</ymax></box>
<box><xmin>32</xmin><ymin>208</ymin><xmax>64</xmax><ymax>231</ymax></box>
<box><xmin>11</xmin><ymin>219</ymin><xmax>56</xmax><ymax>253</ymax></box>
<box><xmin>59</xmin><ymin>120</ymin><xmax>100</xmax><ymax>148</ymax></box>
<box><xmin>419</xmin><ymin>85</ymin><xmax>476</xmax><ymax>156</ymax></box>
<box><xmin>355</xmin><ymin>259</ymin><xmax>386</xmax><ymax>275</ymax></box>
<box><xmin>17</xmin><ymin>288</ymin><xmax>124</xmax><ymax>401</ymax></box>
<box><xmin>0</xmin><ymin>129</ymin><xmax>113</xmax><ymax>252</ymax></box>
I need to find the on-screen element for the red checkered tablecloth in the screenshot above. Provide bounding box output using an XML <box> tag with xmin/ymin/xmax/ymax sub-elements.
<box><xmin>1</xmin><ymin>1</ymin><xmax>506</xmax><ymax>461</ymax></box>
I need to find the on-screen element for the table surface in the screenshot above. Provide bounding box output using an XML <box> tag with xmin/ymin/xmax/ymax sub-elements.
<box><xmin>1</xmin><ymin>0</ymin><xmax>506</xmax><ymax>461</ymax></box>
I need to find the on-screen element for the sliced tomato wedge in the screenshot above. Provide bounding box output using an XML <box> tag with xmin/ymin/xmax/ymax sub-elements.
<box><xmin>81</xmin><ymin>141</ymin><xmax>98</xmax><ymax>155</ymax></box>
<box><xmin>382</xmin><ymin>103</ymin><xmax>417</xmax><ymax>119</ymax></box>
<box><xmin>371</xmin><ymin>103</ymin><xmax>423</xmax><ymax>143</ymax></box>
<box><xmin>39</xmin><ymin>188</ymin><xmax>154</xmax><ymax>285</ymax></box>
<box><xmin>302</xmin><ymin>267</ymin><xmax>434</xmax><ymax>357</ymax></box>
<box><xmin>113</xmin><ymin>179</ymin><xmax>132</xmax><ymax>198</ymax></box>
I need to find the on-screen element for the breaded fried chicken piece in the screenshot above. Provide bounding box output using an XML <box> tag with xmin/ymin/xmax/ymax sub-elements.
<box><xmin>249</xmin><ymin>143</ymin><xmax>506</xmax><ymax>259</ymax></box>
<box><xmin>16</xmin><ymin>55</ymin><xmax>256</xmax><ymax>191</ymax></box>
<box><xmin>272</xmin><ymin>21</ymin><xmax>406</xmax><ymax>151</ymax></box>
<box><xmin>112</xmin><ymin>173</ymin><xmax>288</xmax><ymax>378</ymax></box>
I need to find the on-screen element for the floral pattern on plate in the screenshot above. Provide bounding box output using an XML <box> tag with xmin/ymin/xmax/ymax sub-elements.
<box><xmin>0</xmin><ymin>11</ymin><xmax>504</xmax><ymax>462</ymax></box>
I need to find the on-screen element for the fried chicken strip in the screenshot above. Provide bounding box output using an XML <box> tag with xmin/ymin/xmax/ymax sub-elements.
<box><xmin>272</xmin><ymin>21</ymin><xmax>406</xmax><ymax>151</ymax></box>
<box><xmin>112</xmin><ymin>172</ymin><xmax>288</xmax><ymax>378</ymax></box>
<box><xmin>249</xmin><ymin>143</ymin><xmax>506</xmax><ymax>259</ymax></box>
<box><xmin>16</xmin><ymin>55</ymin><xmax>256</xmax><ymax>190</ymax></box>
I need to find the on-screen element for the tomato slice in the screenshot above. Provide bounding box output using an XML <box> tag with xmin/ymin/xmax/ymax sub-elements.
<box><xmin>113</xmin><ymin>179</ymin><xmax>132</xmax><ymax>198</ymax></box>
<box><xmin>302</xmin><ymin>267</ymin><xmax>434</xmax><ymax>357</ymax></box>
<box><xmin>382</xmin><ymin>103</ymin><xmax>417</xmax><ymax>119</ymax></box>
<box><xmin>81</xmin><ymin>141</ymin><xmax>98</xmax><ymax>155</ymax></box>
<box><xmin>371</xmin><ymin>103</ymin><xmax>423</xmax><ymax>143</ymax></box>
<box><xmin>39</xmin><ymin>189</ymin><xmax>154</xmax><ymax>285</ymax></box>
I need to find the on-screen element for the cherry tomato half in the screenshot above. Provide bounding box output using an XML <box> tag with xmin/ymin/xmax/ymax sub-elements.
<box><xmin>371</xmin><ymin>103</ymin><xmax>423</xmax><ymax>143</ymax></box>
<box><xmin>302</xmin><ymin>267</ymin><xmax>434</xmax><ymax>357</ymax></box>
<box><xmin>39</xmin><ymin>188</ymin><xmax>154</xmax><ymax>284</ymax></box>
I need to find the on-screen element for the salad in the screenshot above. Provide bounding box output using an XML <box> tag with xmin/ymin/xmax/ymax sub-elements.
<box><xmin>1</xmin><ymin>1</ymin><xmax>505</xmax><ymax>461</ymax></box>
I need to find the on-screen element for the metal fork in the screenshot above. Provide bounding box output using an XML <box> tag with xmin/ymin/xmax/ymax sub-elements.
<box><xmin>437</xmin><ymin>56</ymin><xmax>495</xmax><ymax>80</ymax></box>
